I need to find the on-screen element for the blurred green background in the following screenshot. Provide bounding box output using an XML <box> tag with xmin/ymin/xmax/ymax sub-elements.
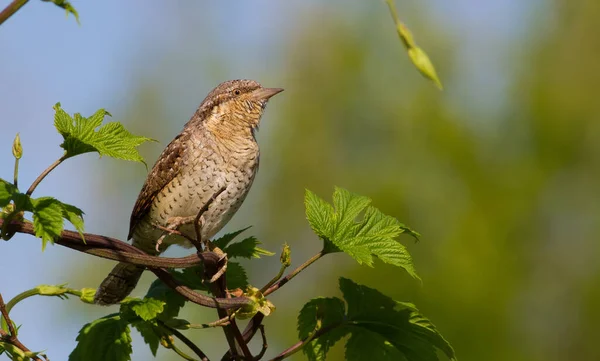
<box><xmin>2</xmin><ymin>0</ymin><xmax>600</xmax><ymax>360</ymax></box>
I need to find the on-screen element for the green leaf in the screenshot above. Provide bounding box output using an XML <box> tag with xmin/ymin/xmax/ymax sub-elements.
<box><xmin>305</xmin><ymin>187</ymin><xmax>419</xmax><ymax>279</ymax></box>
<box><xmin>69</xmin><ymin>314</ymin><xmax>132</xmax><ymax>361</ymax></box>
<box><xmin>305</xmin><ymin>189</ymin><xmax>335</xmax><ymax>241</ymax></box>
<box><xmin>345</xmin><ymin>329</ymin><xmax>408</xmax><ymax>361</ymax></box>
<box><xmin>132</xmin><ymin>321</ymin><xmax>160</xmax><ymax>356</ymax></box>
<box><xmin>0</xmin><ymin>179</ymin><xmax>18</xmax><ymax>208</ymax></box>
<box><xmin>122</xmin><ymin>298</ymin><xmax>165</xmax><ymax>322</ymax></box>
<box><xmin>30</xmin><ymin>197</ymin><xmax>85</xmax><ymax>250</ymax></box>
<box><xmin>298</xmin><ymin>297</ymin><xmax>348</xmax><ymax>361</ymax></box>
<box><xmin>31</xmin><ymin>197</ymin><xmax>64</xmax><ymax>250</ymax></box>
<box><xmin>44</xmin><ymin>0</ymin><xmax>80</xmax><ymax>24</ymax></box>
<box><xmin>60</xmin><ymin>202</ymin><xmax>85</xmax><ymax>241</ymax></box>
<box><xmin>226</xmin><ymin>261</ymin><xmax>248</xmax><ymax>290</ymax></box>
<box><xmin>212</xmin><ymin>226</ymin><xmax>252</xmax><ymax>249</ymax></box>
<box><xmin>298</xmin><ymin>278</ymin><xmax>456</xmax><ymax>361</ymax></box>
<box><xmin>178</xmin><ymin>260</ymin><xmax>248</xmax><ymax>291</ymax></box>
<box><xmin>224</xmin><ymin>236</ymin><xmax>274</xmax><ymax>259</ymax></box>
<box><xmin>53</xmin><ymin>103</ymin><xmax>153</xmax><ymax>164</ymax></box>
<box><xmin>145</xmin><ymin>274</ymin><xmax>187</xmax><ymax>320</ymax></box>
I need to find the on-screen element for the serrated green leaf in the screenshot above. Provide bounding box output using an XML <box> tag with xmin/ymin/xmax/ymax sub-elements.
<box><xmin>305</xmin><ymin>188</ymin><xmax>419</xmax><ymax>279</ymax></box>
<box><xmin>52</xmin><ymin>103</ymin><xmax>153</xmax><ymax>164</ymax></box>
<box><xmin>226</xmin><ymin>262</ymin><xmax>248</xmax><ymax>290</ymax></box>
<box><xmin>298</xmin><ymin>297</ymin><xmax>348</xmax><ymax>361</ymax></box>
<box><xmin>0</xmin><ymin>179</ymin><xmax>18</xmax><ymax>208</ymax></box>
<box><xmin>224</xmin><ymin>236</ymin><xmax>274</xmax><ymax>259</ymax></box>
<box><xmin>132</xmin><ymin>321</ymin><xmax>160</xmax><ymax>356</ymax></box>
<box><xmin>145</xmin><ymin>274</ymin><xmax>187</xmax><ymax>320</ymax></box>
<box><xmin>345</xmin><ymin>329</ymin><xmax>409</xmax><ymax>361</ymax></box>
<box><xmin>305</xmin><ymin>189</ymin><xmax>334</xmax><ymax>240</ymax></box>
<box><xmin>30</xmin><ymin>197</ymin><xmax>86</xmax><ymax>250</ymax></box>
<box><xmin>340</xmin><ymin>278</ymin><xmax>455</xmax><ymax>361</ymax></box>
<box><xmin>212</xmin><ymin>226</ymin><xmax>252</xmax><ymax>249</ymax></box>
<box><xmin>69</xmin><ymin>315</ymin><xmax>132</xmax><ymax>361</ymax></box>
<box><xmin>60</xmin><ymin>202</ymin><xmax>85</xmax><ymax>241</ymax></box>
<box><xmin>31</xmin><ymin>197</ymin><xmax>64</xmax><ymax>250</ymax></box>
<box><xmin>123</xmin><ymin>298</ymin><xmax>165</xmax><ymax>322</ymax></box>
<box><xmin>297</xmin><ymin>279</ymin><xmax>456</xmax><ymax>361</ymax></box>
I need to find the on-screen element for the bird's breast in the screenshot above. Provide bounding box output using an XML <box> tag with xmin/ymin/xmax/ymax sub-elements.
<box><xmin>135</xmin><ymin>139</ymin><xmax>260</xmax><ymax>250</ymax></box>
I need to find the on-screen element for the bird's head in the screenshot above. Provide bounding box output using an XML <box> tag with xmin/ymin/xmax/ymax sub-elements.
<box><xmin>191</xmin><ymin>79</ymin><xmax>283</xmax><ymax>137</ymax></box>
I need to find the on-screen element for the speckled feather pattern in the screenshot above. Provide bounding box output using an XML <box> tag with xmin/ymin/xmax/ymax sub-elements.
<box><xmin>94</xmin><ymin>79</ymin><xmax>281</xmax><ymax>305</ymax></box>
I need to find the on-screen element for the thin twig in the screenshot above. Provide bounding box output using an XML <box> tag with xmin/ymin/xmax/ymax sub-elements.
<box><xmin>254</xmin><ymin>325</ymin><xmax>268</xmax><ymax>360</ymax></box>
<box><xmin>259</xmin><ymin>261</ymin><xmax>289</xmax><ymax>294</ymax></box>
<box><xmin>264</xmin><ymin>250</ymin><xmax>325</xmax><ymax>296</ymax></box>
<box><xmin>224</xmin><ymin>250</ymin><xmax>327</xmax><ymax>360</ymax></box>
<box><xmin>230</xmin><ymin>318</ymin><xmax>253</xmax><ymax>360</ymax></box>
<box><xmin>0</xmin><ymin>294</ymin><xmax>16</xmax><ymax>339</ymax></box>
<box><xmin>167</xmin><ymin>341</ymin><xmax>199</xmax><ymax>361</ymax></box>
<box><xmin>0</xmin><ymin>293</ymin><xmax>44</xmax><ymax>361</ymax></box>
<box><xmin>187</xmin><ymin>315</ymin><xmax>231</xmax><ymax>329</ymax></box>
<box><xmin>0</xmin><ymin>0</ymin><xmax>29</xmax><ymax>26</ymax></box>
<box><xmin>159</xmin><ymin>320</ymin><xmax>210</xmax><ymax>361</ymax></box>
<box><xmin>268</xmin><ymin>322</ymin><xmax>341</xmax><ymax>361</ymax></box>
<box><xmin>207</xmin><ymin>264</ymin><xmax>242</xmax><ymax>360</ymax></box>
<box><xmin>26</xmin><ymin>154</ymin><xmax>68</xmax><ymax>196</ymax></box>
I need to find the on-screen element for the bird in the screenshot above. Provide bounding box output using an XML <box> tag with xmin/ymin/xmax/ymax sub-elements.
<box><xmin>94</xmin><ymin>79</ymin><xmax>283</xmax><ymax>305</ymax></box>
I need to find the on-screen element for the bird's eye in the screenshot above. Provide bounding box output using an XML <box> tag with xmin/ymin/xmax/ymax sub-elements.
<box><xmin>234</xmin><ymin>89</ymin><xmax>241</xmax><ymax>95</ymax></box>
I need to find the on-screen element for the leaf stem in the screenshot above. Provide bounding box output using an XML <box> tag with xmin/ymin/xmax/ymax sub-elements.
<box><xmin>26</xmin><ymin>154</ymin><xmax>68</xmax><ymax>196</ymax></box>
<box><xmin>268</xmin><ymin>320</ymin><xmax>342</xmax><ymax>361</ymax></box>
<box><xmin>168</xmin><ymin>342</ymin><xmax>199</xmax><ymax>361</ymax></box>
<box><xmin>13</xmin><ymin>158</ymin><xmax>19</xmax><ymax>189</ymax></box>
<box><xmin>384</xmin><ymin>0</ymin><xmax>411</xmax><ymax>48</ymax></box>
<box><xmin>159</xmin><ymin>320</ymin><xmax>210</xmax><ymax>361</ymax></box>
<box><xmin>187</xmin><ymin>316</ymin><xmax>231</xmax><ymax>329</ymax></box>
<box><xmin>0</xmin><ymin>0</ymin><xmax>29</xmax><ymax>26</ymax></box>
<box><xmin>5</xmin><ymin>288</ymin><xmax>39</xmax><ymax>314</ymax></box>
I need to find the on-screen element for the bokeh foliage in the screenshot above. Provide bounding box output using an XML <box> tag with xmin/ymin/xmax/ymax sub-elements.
<box><xmin>91</xmin><ymin>0</ymin><xmax>600</xmax><ymax>360</ymax></box>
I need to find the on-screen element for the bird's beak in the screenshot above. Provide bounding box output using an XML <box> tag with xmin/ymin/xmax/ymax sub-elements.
<box><xmin>251</xmin><ymin>87</ymin><xmax>284</xmax><ymax>101</ymax></box>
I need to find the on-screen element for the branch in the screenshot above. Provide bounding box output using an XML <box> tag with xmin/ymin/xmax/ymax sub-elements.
<box><xmin>205</xmin><ymin>255</ymin><xmax>244</xmax><ymax>360</ymax></box>
<box><xmin>0</xmin><ymin>218</ymin><xmax>253</xmax><ymax>310</ymax></box>
<box><xmin>0</xmin><ymin>293</ymin><xmax>45</xmax><ymax>361</ymax></box>
<box><xmin>0</xmin><ymin>0</ymin><xmax>29</xmax><ymax>26</ymax></box>
<box><xmin>224</xmin><ymin>250</ymin><xmax>326</xmax><ymax>359</ymax></box>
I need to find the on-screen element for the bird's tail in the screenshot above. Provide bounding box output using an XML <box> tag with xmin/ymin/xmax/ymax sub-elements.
<box><xmin>93</xmin><ymin>262</ymin><xmax>144</xmax><ymax>305</ymax></box>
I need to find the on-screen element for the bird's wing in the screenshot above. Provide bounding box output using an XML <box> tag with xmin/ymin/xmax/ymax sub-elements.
<box><xmin>128</xmin><ymin>131</ymin><xmax>189</xmax><ymax>239</ymax></box>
